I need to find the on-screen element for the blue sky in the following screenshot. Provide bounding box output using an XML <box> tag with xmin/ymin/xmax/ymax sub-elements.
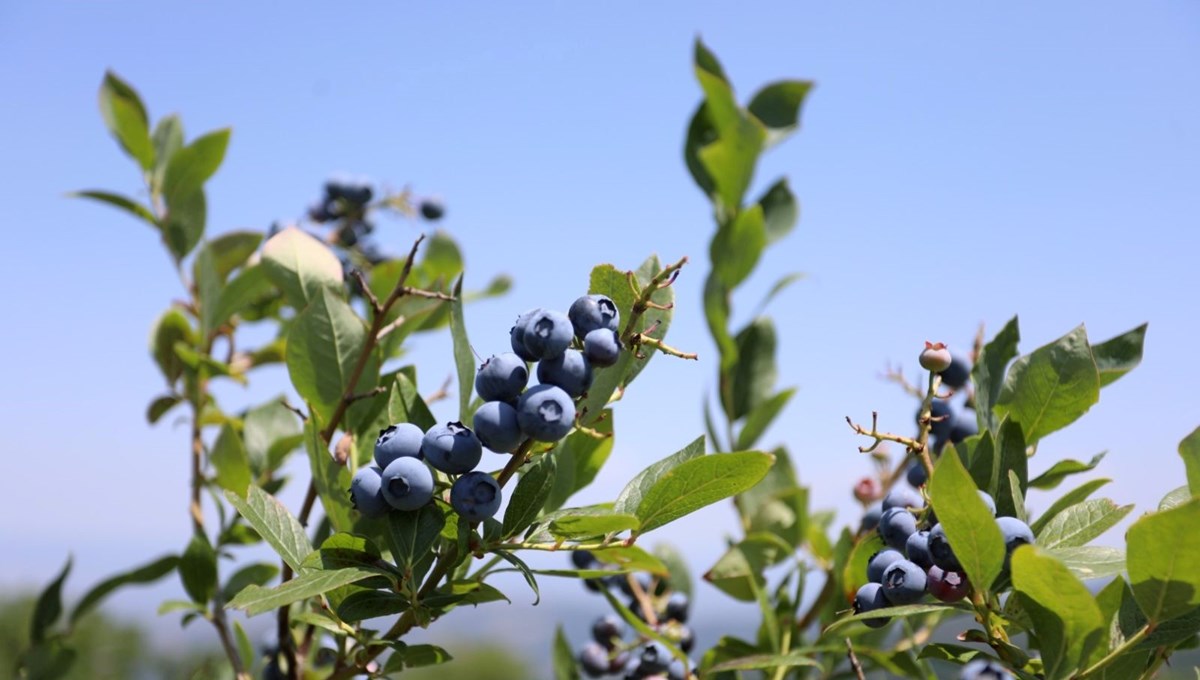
<box><xmin>1</xmin><ymin>0</ymin><xmax>1198</xmax><ymax>659</ymax></box>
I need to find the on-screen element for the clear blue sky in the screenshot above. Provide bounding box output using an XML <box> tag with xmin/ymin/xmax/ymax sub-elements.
<box><xmin>1</xmin><ymin>0</ymin><xmax>1198</xmax><ymax>659</ymax></box>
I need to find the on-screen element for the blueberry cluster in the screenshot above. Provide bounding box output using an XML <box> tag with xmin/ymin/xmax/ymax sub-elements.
<box><xmin>308</xmin><ymin>179</ymin><xmax>377</xmax><ymax>248</ymax></box>
<box><xmin>853</xmin><ymin>486</ymin><xmax>1035</xmax><ymax>627</ymax></box>
<box><xmin>571</xmin><ymin>551</ymin><xmax>695</xmax><ymax>680</ymax></box>
<box><xmin>904</xmin><ymin>350</ymin><xmax>978</xmax><ymax>487</ymax></box>
<box><xmin>960</xmin><ymin>658</ymin><xmax>1014</xmax><ymax>680</ymax></box>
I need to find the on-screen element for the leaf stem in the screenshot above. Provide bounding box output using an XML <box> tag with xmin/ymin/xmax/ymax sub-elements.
<box><xmin>1075</xmin><ymin>623</ymin><xmax>1152</xmax><ymax>679</ymax></box>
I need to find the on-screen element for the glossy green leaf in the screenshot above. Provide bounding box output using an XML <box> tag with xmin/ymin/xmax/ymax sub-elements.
<box><xmin>150</xmin><ymin>114</ymin><xmax>183</xmax><ymax>191</ymax></box>
<box><xmin>162</xmin><ymin>128</ymin><xmax>230</xmax><ymax>207</ymax></box>
<box><xmin>226</xmin><ymin>567</ymin><xmax>375</xmax><ymax>616</ymax></box>
<box><xmin>993</xmin><ymin>418</ymin><xmax>1028</xmax><ymax>518</ymax></box>
<box><xmin>825</xmin><ymin>603</ymin><xmax>969</xmax><ymax>634</ymax></box>
<box><xmin>161</xmin><ymin>186</ymin><xmax>206</xmax><ymax>262</ymax></box>
<box><xmin>386</xmin><ymin>503</ymin><xmax>445</xmax><ymax>574</ymax></box>
<box><xmin>210</xmin><ymin>424</ymin><xmax>252</xmax><ymax>499</ymax></box>
<box><xmin>692</xmin><ymin>38</ymin><xmax>766</xmax><ymax>213</ymax></box>
<box><xmin>728</xmin><ymin>317</ymin><xmax>777</xmax><ymax>420</ymax></box>
<box><xmin>842</xmin><ymin>534</ymin><xmax>885</xmax><ymax>603</ymax></box>
<box><xmin>613</xmin><ymin>435</ymin><xmax>704</xmax><ymax>516</ymax></box>
<box><xmin>495</xmin><ymin>551</ymin><xmax>540</xmax><ymax>605</ymax></box>
<box><xmin>1179</xmin><ymin>426</ymin><xmax>1200</xmax><ymax>497</ymax></box>
<box><xmin>1127</xmin><ymin>498</ymin><xmax>1200</xmax><ymax>622</ymax></box>
<box><xmin>930</xmin><ymin>447</ymin><xmax>1005</xmax><ymax>593</ymax></box>
<box><xmin>1037</xmin><ymin>498</ymin><xmax>1132</xmax><ymax>550</ymax></box>
<box><xmin>711</xmin><ymin>204</ymin><xmax>766</xmax><ymax>289</ymax></box>
<box><xmin>261</xmin><ymin>227</ymin><xmax>344</xmax><ymax>309</ymax></box>
<box><xmin>303</xmin><ymin>418</ymin><xmax>354</xmax><ymax>533</ymax></box>
<box><xmin>150</xmin><ymin>309</ymin><xmax>194</xmax><ymax>384</ymax></box>
<box><xmin>973</xmin><ymin>316</ymin><xmax>1020</xmax><ymax>433</ymax></box>
<box><xmin>386</xmin><ymin>372</ymin><xmax>437</xmax><ymax>432</ymax></box>
<box><xmin>179</xmin><ymin>533</ymin><xmax>217</xmax><ymax>604</ymax></box>
<box><xmin>242</xmin><ymin>397</ymin><xmax>301</xmax><ymax>474</ymax></box>
<box><xmin>1031</xmin><ymin>478</ymin><xmax>1112</xmax><ymax>535</ymax></box>
<box><xmin>1160</xmin><ymin>484</ymin><xmax>1191</xmax><ymax>511</ymax></box>
<box><xmin>1009</xmin><ymin>469</ymin><xmax>1029</xmax><ymax>524</ymax></box>
<box><xmin>501</xmin><ymin>454</ymin><xmax>557</xmax><ymax>539</ymax></box>
<box><xmin>286</xmin><ymin>287</ymin><xmax>379</xmax><ymax>424</ymax></box>
<box><xmin>225</xmin><ymin>486</ymin><xmax>313</xmax><ymax>572</ymax></box>
<box><xmin>69</xmin><ymin>190</ymin><xmax>156</xmax><ymax>227</ymax></box>
<box><xmin>545</xmin><ymin>410</ymin><xmax>614</xmax><ymax>512</ymax></box>
<box><xmin>736</xmin><ymin>388</ymin><xmax>794</xmax><ymax>451</ymax></box>
<box><xmin>447</xmin><ymin>275</ymin><xmax>475</xmax><ymax>421</ymax></box>
<box><xmin>1048</xmin><ymin>546</ymin><xmax>1126</xmax><ymax>581</ymax></box>
<box><xmin>548</xmin><ymin>508</ymin><xmax>639</xmax><ymax>539</ymax></box>
<box><xmin>212</xmin><ymin>264</ymin><xmax>273</xmax><ymax>329</ymax></box>
<box><xmin>383</xmin><ymin>644</ymin><xmax>454</xmax><ymax>672</ymax></box>
<box><xmin>706</xmin><ymin>652</ymin><xmax>820</xmax><ymax>674</ymax></box>
<box><xmin>635</xmin><ymin>451</ymin><xmax>774</xmax><ymax>534</ymax></box>
<box><xmin>334</xmin><ymin>589</ymin><xmax>407</xmax><ymax>622</ymax></box>
<box><xmin>220</xmin><ymin>562</ymin><xmax>279</xmax><ymax>602</ymax></box>
<box><xmin>654</xmin><ymin>543</ymin><xmax>693</xmax><ymax>599</ymax></box>
<box><xmin>1028</xmin><ymin>452</ymin><xmax>1107</xmax><ymax>490</ymax></box>
<box><xmin>590</xmin><ymin>546</ymin><xmax>669</xmax><ymax>576</ymax></box>
<box><xmin>553</xmin><ymin>625</ymin><xmax>580</xmax><ymax>680</ymax></box>
<box><xmin>30</xmin><ymin>558</ymin><xmax>71</xmax><ymax>643</ymax></box>
<box><xmin>704</xmin><ymin>543</ymin><xmax>764</xmax><ymax>602</ymax></box>
<box><xmin>1011</xmin><ymin>547</ymin><xmax>1104</xmax><ymax>679</ymax></box>
<box><xmin>194</xmin><ymin>230</ymin><xmax>261</xmax><ymax>282</ymax></box>
<box><xmin>1092</xmin><ymin>323</ymin><xmax>1147</xmax><ymax>387</ymax></box>
<box><xmin>98</xmin><ymin>71</ymin><xmax>153</xmax><ymax>170</ymax></box>
<box><xmin>747</xmin><ymin>79</ymin><xmax>813</xmax><ymax>146</ymax></box>
<box><xmin>995</xmin><ymin>325</ymin><xmax>1100</xmax><ymax>445</ymax></box>
<box><xmin>146</xmin><ymin>394</ymin><xmax>181</xmax><ymax>424</ymax></box>
<box><xmin>704</xmin><ymin>273</ymin><xmax>737</xmax><ymax>375</ymax></box>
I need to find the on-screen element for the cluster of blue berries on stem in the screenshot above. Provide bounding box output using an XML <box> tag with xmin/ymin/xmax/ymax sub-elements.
<box><xmin>904</xmin><ymin>343</ymin><xmax>978</xmax><ymax>486</ymax></box>
<box><xmin>571</xmin><ymin>551</ymin><xmax>695</xmax><ymax>680</ymax></box>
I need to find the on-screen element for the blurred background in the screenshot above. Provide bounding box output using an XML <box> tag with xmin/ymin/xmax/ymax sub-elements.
<box><xmin>1</xmin><ymin>1</ymin><xmax>1198</xmax><ymax>677</ymax></box>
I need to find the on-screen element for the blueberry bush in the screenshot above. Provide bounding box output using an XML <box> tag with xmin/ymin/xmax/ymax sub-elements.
<box><xmin>16</xmin><ymin>40</ymin><xmax>1200</xmax><ymax>680</ymax></box>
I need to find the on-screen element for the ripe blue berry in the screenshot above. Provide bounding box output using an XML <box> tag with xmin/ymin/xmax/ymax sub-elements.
<box><xmin>883</xmin><ymin>487</ymin><xmax>924</xmax><ymax>512</ymax></box>
<box><xmin>881</xmin><ymin>559</ymin><xmax>927</xmax><ymax>605</ymax></box>
<box><xmin>572</xmin><ymin>550</ymin><xmax>598</xmax><ymax>570</ymax></box>
<box><xmin>919</xmin><ymin>342</ymin><xmax>953</xmax><ymax>373</ymax></box>
<box><xmin>927</xmin><ymin>565</ymin><xmax>970</xmax><ymax>602</ymax></box>
<box><xmin>906</xmin><ymin>460</ymin><xmax>928</xmax><ymax>487</ymax></box>
<box><xmin>569</xmin><ymin>294</ymin><xmax>620</xmax><ymax>339</ymax></box>
<box><xmin>592</xmin><ymin>614</ymin><xmax>625</xmax><ymax>648</ymax></box>
<box><xmin>472</xmin><ymin>401</ymin><xmax>524</xmax><ymax>453</ymax></box>
<box><xmin>517</xmin><ymin>384</ymin><xmax>576</xmax><ymax>441</ymax></box>
<box><xmin>977</xmin><ymin>490</ymin><xmax>996</xmax><ymax>516</ymax></box>
<box><xmin>379</xmin><ymin>458</ymin><xmax>434</xmax><ymax>511</ymax></box>
<box><xmin>538</xmin><ymin>349</ymin><xmax>594</xmax><ymax>398</ymax></box>
<box><xmin>960</xmin><ymin>658</ymin><xmax>1013</xmax><ymax>680</ymax></box>
<box><xmin>860</xmin><ymin>502</ymin><xmax>883</xmax><ymax>534</ymax></box>
<box><xmin>928</xmin><ymin>523</ymin><xmax>962</xmax><ymax>571</ymax></box>
<box><xmin>905</xmin><ymin>530</ymin><xmax>934</xmax><ymax>570</ymax></box>
<box><xmin>374</xmin><ymin>423</ymin><xmax>423</xmax><ymax>468</ymax></box>
<box><xmin>475</xmin><ymin>353</ymin><xmax>529</xmax><ymax>402</ymax></box>
<box><xmin>878</xmin><ymin>507</ymin><xmax>918</xmax><ymax>551</ymax></box>
<box><xmin>940</xmin><ymin>355</ymin><xmax>972</xmax><ymax>390</ymax></box>
<box><xmin>665</xmin><ymin>592</ymin><xmax>690</xmax><ymax>622</ymax></box>
<box><xmin>678</xmin><ymin>625</ymin><xmax>695</xmax><ymax>653</ymax></box>
<box><xmin>996</xmin><ymin>516</ymin><xmax>1035</xmax><ymax>567</ymax></box>
<box><xmin>867</xmin><ymin>549</ymin><xmax>905</xmax><ymax>584</ymax></box>
<box><xmin>584</xmin><ymin>328</ymin><xmax>621</xmax><ymax>368</ymax></box>
<box><xmin>510</xmin><ymin>309</ymin><xmax>542</xmax><ymax>362</ymax></box>
<box><xmin>950</xmin><ymin>412</ymin><xmax>979</xmax><ymax>443</ymax></box>
<box><xmin>421</xmin><ymin>422</ymin><xmax>483</xmax><ymax>474</ymax></box>
<box><xmin>853</xmin><ymin>582</ymin><xmax>890</xmax><ymax>628</ymax></box>
<box><xmin>349</xmin><ymin>466</ymin><xmax>388</xmax><ymax>518</ymax></box>
<box><xmin>450</xmin><ymin>471</ymin><xmax>502</xmax><ymax>522</ymax></box>
<box><xmin>578</xmin><ymin>642</ymin><xmax>610</xmax><ymax>678</ymax></box>
<box><xmin>638</xmin><ymin>641</ymin><xmax>672</xmax><ymax>675</ymax></box>
<box><xmin>419</xmin><ymin>199</ymin><xmax>444</xmax><ymax>221</ymax></box>
<box><xmin>522</xmin><ymin>309</ymin><xmax>574</xmax><ymax>360</ymax></box>
<box><xmin>667</xmin><ymin>659</ymin><xmax>688</xmax><ymax>680</ymax></box>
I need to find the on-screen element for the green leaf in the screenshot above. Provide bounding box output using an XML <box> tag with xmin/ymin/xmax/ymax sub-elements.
<box><xmin>1011</xmin><ymin>547</ymin><xmax>1104</xmax><ymax>679</ymax></box>
<box><xmin>736</xmin><ymin>389</ymin><xmax>793</xmax><ymax>451</ymax></box>
<box><xmin>233</xmin><ymin>621</ymin><xmax>254</xmax><ymax>672</ymax></box>
<box><xmin>755</xmin><ymin>179</ymin><xmax>799</xmax><ymax>245</ymax></box>
<box><xmin>226</xmin><ymin>567</ymin><xmax>376</xmax><ymax>616</ymax></box>
<box><xmin>1048</xmin><ymin>546</ymin><xmax>1126</xmax><ymax>581</ymax></box>
<box><xmin>930</xmin><ymin>447</ymin><xmax>1005</xmax><ymax>593</ymax></box>
<box><xmin>654</xmin><ymin>543</ymin><xmax>693</xmax><ymax>599</ymax></box>
<box><xmin>302</xmin><ymin>533</ymin><xmax>386</xmax><ymax>572</ymax></box>
<box><xmin>194</xmin><ymin>230</ymin><xmax>261</xmax><ymax>282</ymax></box>
<box><xmin>286</xmin><ymin>287</ymin><xmax>379</xmax><ymax>424</ymax></box>
<box><xmin>162</xmin><ymin>128</ymin><xmax>230</xmax><ymax>207</ymax></box>
<box><xmin>69</xmin><ymin>190</ymin><xmax>156</xmax><ymax>227</ymax></box>
<box><xmin>502</xmin><ymin>454</ymin><xmax>557</xmax><ymax>539</ymax></box>
<box><xmin>261</xmin><ymin>227</ymin><xmax>345</xmax><ymax>309</ymax></box>
<box><xmin>150</xmin><ymin>114</ymin><xmax>183</xmax><ymax>191</ymax></box>
<box><xmin>382</xmin><ymin>644</ymin><xmax>454</xmax><ymax>672</ymax></box>
<box><xmin>841</xmin><ymin>534</ymin><xmax>885</xmax><ymax>603</ymax></box>
<box><xmin>747</xmin><ymin>79</ymin><xmax>814</xmax><ymax>146</ymax></box>
<box><xmin>30</xmin><ymin>558</ymin><xmax>71</xmax><ymax>643</ymax></box>
<box><xmin>553</xmin><ymin>625</ymin><xmax>581</xmax><ymax>680</ymax></box>
<box><xmin>242</xmin><ymin>397</ymin><xmax>301</xmax><ymax>474</ymax></box>
<box><xmin>1037</xmin><ymin>498</ymin><xmax>1133</xmax><ymax>550</ymax></box>
<box><xmin>1179</xmin><ymin>426</ymin><xmax>1200</xmax><ymax>497</ymax></box>
<box><xmin>548</xmin><ymin>508</ymin><xmax>639</xmax><ymax>539</ymax></box>
<box><xmin>161</xmin><ymin>186</ymin><xmax>206</xmax><ymax>262</ymax></box>
<box><xmin>589</xmin><ymin>546</ymin><xmax>669</xmax><ymax>576</ymax></box>
<box><xmin>150</xmin><ymin>309</ymin><xmax>194</xmax><ymax>384</ymax></box>
<box><xmin>692</xmin><ymin>38</ymin><xmax>767</xmax><ymax>213</ymax></box>
<box><xmin>613</xmin><ymin>435</ymin><xmax>705</xmax><ymax>516</ymax></box>
<box><xmin>70</xmin><ymin>554</ymin><xmax>178</xmax><ymax>626</ymax></box>
<box><xmin>623</xmin><ymin>255</ymin><xmax>675</xmax><ymax>388</ymax></box>
<box><xmin>1160</xmin><ymin>485</ymin><xmax>1191</xmax><ymax>511</ymax></box>
<box><xmin>545</xmin><ymin>410</ymin><xmax>614</xmax><ymax>512</ymax></box>
<box><xmin>710</xmin><ymin>204</ymin><xmax>766</xmax><ymax>289</ymax></box>
<box><xmin>1092</xmin><ymin>323</ymin><xmax>1147</xmax><ymax>387</ymax></box>
<box><xmin>706</xmin><ymin>652</ymin><xmax>820</xmax><ymax>674</ymax></box>
<box><xmin>333</xmin><ymin>589</ymin><xmax>407</xmax><ymax>622</ymax></box>
<box><xmin>994</xmin><ymin>325</ymin><xmax>1100</xmax><ymax>445</ymax></box>
<box><xmin>180</xmin><ymin>533</ymin><xmax>217</xmax><ymax>604</ymax></box>
<box><xmin>225</xmin><ymin>486</ymin><xmax>313</xmax><ymax>573</ymax></box>
<box><xmin>494</xmin><ymin>551</ymin><xmax>540</xmax><ymax>604</ymax></box>
<box><xmin>97</xmin><ymin>71</ymin><xmax>153</xmax><ymax>171</ymax></box>
<box><xmin>385</xmin><ymin>504</ymin><xmax>445</xmax><ymax>574</ymax></box>
<box><xmin>1031</xmin><ymin>478</ymin><xmax>1112</xmax><ymax>535</ymax></box>
<box><xmin>221</xmin><ymin>562</ymin><xmax>279</xmax><ymax>602</ymax></box>
<box><xmin>704</xmin><ymin>540</ymin><xmax>767</xmax><ymax>602</ymax></box>
<box><xmin>386</xmin><ymin>372</ymin><xmax>437</xmax><ymax>432</ymax></box>
<box><xmin>1008</xmin><ymin>469</ymin><xmax>1029</xmax><ymax>524</ymax></box>
<box><xmin>1028</xmin><ymin>452</ymin><xmax>1107</xmax><ymax>490</ymax></box>
<box><xmin>973</xmin><ymin>316</ymin><xmax>1020</xmax><ymax>433</ymax></box>
<box><xmin>992</xmin><ymin>418</ymin><xmax>1028</xmax><ymax>518</ymax></box>
<box><xmin>1127</xmin><ymin>498</ymin><xmax>1200</xmax><ymax>622</ymax></box>
<box><xmin>210</xmin><ymin>424</ymin><xmax>252</xmax><ymax>499</ymax></box>
<box><xmin>754</xmin><ymin>272</ymin><xmax>805</xmax><ymax>317</ymax></box>
<box><xmin>728</xmin><ymin>317</ymin><xmax>777</xmax><ymax>420</ymax></box>
<box><xmin>303</xmin><ymin>418</ymin><xmax>354</xmax><ymax>533</ymax></box>
<box><xmin>447</xmin><ymin>275</ymin><xmax>475</xmax><ymax>421</ymax></box>
<box><xmin>704</xmin><ymin>273</ymin><xmax>737</xmax><ymax>377</ymax></box>
<box><xmin>825</xmin><ymin>603</ymin><xmax>970</xmax><ymax>634</ymax></box>
<box><xmin>597</xmin><ymin>587</ymin><xmax>689</xmax><ymax>667</ymax></box>
<box><xmin>146</xmin><ymin>394</ymin><xmax>181</xmax><ymax>424</ymax></box>
<box><xmin>635</xmin><ymin>451</ymin><xmax>775</xmax><ymax>534</ymax></box>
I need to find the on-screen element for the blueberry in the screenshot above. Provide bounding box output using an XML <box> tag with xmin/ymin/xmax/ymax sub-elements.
<box><xmin>665</xmin><ymin>592</ymin><xmax>690</xmax><ymax>622</ymax></box>
<box><xmin>584</xmin><ymin>328</ymin><xmax>621</xmax><ymax>368</ymax></box>
<box><xmin>608</xmin><ymin>651</ymin><xmax>631</xmax><ymax>675</ymax></box>
<box><xmin>517</xmin><ymin>384</ymin><xmax>576</xmax><ymax>442</ymax></box>
<box><xmin>510</xmin><ymin>309</ymin><xmax>543</xmax><ymax>362</ymax></box>
<box><xmin>572</xmin><ymin>550</ymin><xmax>598</xmax><ymax>570</ymax></box>
<box><xmin>928</xmin><ymin>523</ymin><xmax>962</xmax><ymax>571</ymax></box>
<box><xmin>927</xmin><ymin>565</ymin><xmax>971</xmax><ymax>602</ymax></box>
<box><xmin>906</xmin><ymin>460</ymin><xmax>928</xmax><ymax>487</ymax></box>
<box><xmin>421</xmin><ymin>422</ymin><xmax>483</xmax><ymax>474</ymax></box>
<box><xmin>348</xmin><ymin>466</ymin><xmax>388</xmax><ymax>518</ymax></box>
<box><xmin>622</xmin><ymin>658</ymin><xmax>643</xmax><ymax>680</ymax></box>
<box><xmin>450</xmin><ymin>471</ymin><xmax>502</xmax><ymax>522</ymax></box>
<box><xmin>262</xmin><ymin>658</ymin><xmax>285</xmax><ymax>680</ymax></box>
<box><xmin>960</xmin><ymin>658</ymin><xmax>1013</xmax><ymax>680</ymax></box>
<box><xmin>860</xmin><ymin>502</ymin><xmax>883</xmax><ymax>534</ymax></box>
<box><xmin>475</xmin><ymin>353</ymin><xmax>529</xmax><ymax>402</ymax></box>
<box><xmin>374</xmin><ymin>423</ymin><xmax>424</xmax><ymax>468</ymax></box>
<box><xmin>569</xmin><ymin>294</ymin><xmax>620</xmax><ymax>340</ymax></box>
<box><xmin>667</xmin><ymin>658</ymin><xmax>688</xmax><ymax>680</ymax></box>
<box><xmin>853</xmin><ymin>582</ymin><xmax>890</xmax><ymax>628</ymax></box>
<box><xmin>881</xmin><ymin>559</ymin><xmax>927</xmax><ymax>605</ymax></box>
<box><xmin>379</xmin><ymin>458</ymin><xmax>434</xmax><ymax>511</ymax></box>
<box><xmin>521</xmin><ymin>309</ymin><xmax>574</xmax><ymax>360</ymax></box>
<box><xmin>592</xmin><ymin>614</ymin><xmax>625</xmax><ymax>648</ymax></box>
<box><xmin>918</xmin><ymin>399</ymin><xmax>954</xmax><ymax>442</ymax></box>
<box><xmin>882</xmin><ymin>487</ymin><xmax>924</xmax><ymax>512</ymax></box>
<box><xmin>638</xmin><ymin>641</ymin><xmax>672</xmax><ymax>675</ymax></box>
<box><xmin>950</xmin><ymin>412</ymin><xmax>979</xmax><ymax>444</ymax></box>
<box><xmin>918</xmin><ymin>342</ymin><xmax>953</xmax><ymax>373</ymax></box>
<box><xmin>419</xmin><ymin>199</ymin><xmax>445</xmax><ymax>221</ymax></box>
<box><xmin>977</xmin><ymin>490</ymin><xmax>996</xmax><ymax>516</ymax></box>
<box><xmin>538</xmin><ymin>349</ymin><xmax>594</xmax><ymax>398</ymax></box>
<box><xmin>878</xmin><ymin>507</ymin><xmax>918</xmax><ymax>551</ymax></box>
<box><xmin>578</xmin><ymin>642</ymin><xmax>610</xmax><ymax>678</ymax></box>
<box><xmin>472</xmin><ymin>401</ymin><xmax>524</xmax><ymax>453</ymax></box>
<box><xmin>677</xmin><ymin>625</ymin><xmax>695</xmax><ymax>653</ymax></box>
<box><xmin>905</xmin><ymin>531</ymin><xmax>934</xmax><ymax>570</ymax></box>
<box><xmin>866</xmin><ymin>549</ymin><xmax>905</xmax><ymax>584</ymax></box>
<box><xmin>996</xmin><ymin>516</ymin><xmax>1035</xmax><ymax>567</ymax></box>
<box><xmin>940</xmin><ymin>355</ymin><xmax>972</xmax><ymax>390</ymax></box>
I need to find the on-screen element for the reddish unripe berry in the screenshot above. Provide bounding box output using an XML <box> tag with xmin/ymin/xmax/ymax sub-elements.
<box><xmin>927</xmin><ymin>565</ymin><xmax>970</xmax><ymax>602</ymax></box>
<box><xmin>919</xmin><ymin>341</ymin><xmax>953</xmax><ymax>373</ymax></box>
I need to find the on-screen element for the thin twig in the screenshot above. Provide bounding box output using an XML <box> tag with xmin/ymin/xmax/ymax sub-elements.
<box><xmin>880</xmin><ymin>362</ymin><xmax>924</xmax><ymax>399</ymax></box>
<box><xmin>424</xmin><ymin>374</ymin><xmax>454</xmax><ymax>404</ymax></box>
<box><xmin>846</xmin><ymin>412</ymin><xmax>922</xmax><ymax>453</ymax></box>
<box><xmin>845</xmin><ymin>638</ymin><xmax>866</xmax><ymax>680</ymax></box>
